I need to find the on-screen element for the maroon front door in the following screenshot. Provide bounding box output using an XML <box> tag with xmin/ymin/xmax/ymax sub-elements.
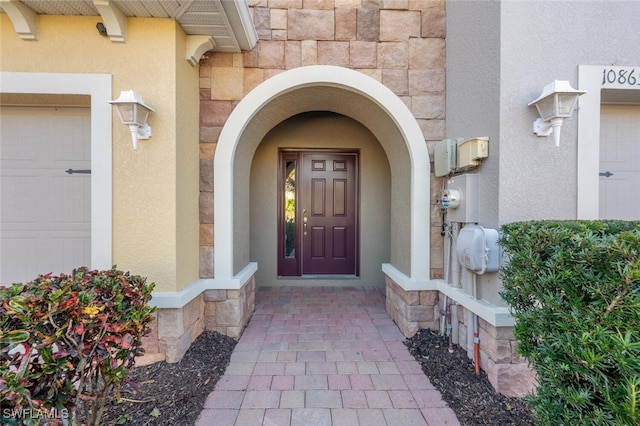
<box><xmin>302</xmin><ymin>152</ymin><xmax>358</xmax><ymax>274</ymax></box>
<box><xmin>278</xmin><ymin>151</ymin><xmax>359</xmax><ymax>276</ymax></box>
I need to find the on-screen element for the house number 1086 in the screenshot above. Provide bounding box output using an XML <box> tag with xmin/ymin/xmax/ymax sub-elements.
<box><xmin>602</xmin><ymin>68</ymin><xmax>638</xmax><ymax>86</ymax></box>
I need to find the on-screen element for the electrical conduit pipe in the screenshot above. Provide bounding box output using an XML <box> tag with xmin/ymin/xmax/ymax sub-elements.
<box><xmin>440</xmin><ymin>221</ymin><xmax>451</xmax><ymax>337</ymax></box>
<box><xmin>443</xmin><ymin>221</ymin><xmax>464</xmax><ymax>352</ymax></box>
<box><xmin>472</xmin><ymin>273</ymin><xmax>480</xmax><ymax>375</ymax></box>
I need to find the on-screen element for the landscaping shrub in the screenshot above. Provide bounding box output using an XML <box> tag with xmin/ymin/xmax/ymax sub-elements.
<box><xmin>499</xmin><ymin>221</ymin><xmax>640</xmax><ymax>426</ymax></box>
<box><xmin>0</xmin><ymin>267</ymin><xmax>156</xmax><ymax>426</ymax></box>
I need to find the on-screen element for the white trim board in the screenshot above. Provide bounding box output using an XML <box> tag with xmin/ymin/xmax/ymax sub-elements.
<box><xmin>382</xmin><ymin>263</ymin><xmax>515</xmax><ymax>328</ymax></box>
<box><xmin>577</xmin><ymin>65</ymin><xmax>640</xmax><ymax>219</ymax></box>
<box><xmin>150</xmin><ymin>262</ymin><xmax>258</xmax><ymax>309</ymax></box>
<box><xmin>0</xmin><ymin>72</ymin><xmax>113</xmax><ymax>271</ymax></box>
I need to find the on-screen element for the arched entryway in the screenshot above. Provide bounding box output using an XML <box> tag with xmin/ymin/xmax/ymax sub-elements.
<box><xmin>213</xmin><ymin>65</ymin><xmax>431</xmax><ymax>289</ymax></box>
<box><xmin>250</xmin><ymin>112</ymin><xmax>391</xmax><ymax>286</ymax></box>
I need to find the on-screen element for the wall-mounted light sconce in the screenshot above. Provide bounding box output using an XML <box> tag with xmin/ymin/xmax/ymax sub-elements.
<box><xmin>109</xmin><ymin>90</ymin><xmax>154</xmax><ymax>150</ymax></box>
<box><xmin>96</xmin><ymin>22</ymin><xmax>108</xmax><ymax>36</ymax></box>
<box><xmin>528</xmin><ymin>80</ymin><xmax>585</xmax><ymax>147</ymax></box>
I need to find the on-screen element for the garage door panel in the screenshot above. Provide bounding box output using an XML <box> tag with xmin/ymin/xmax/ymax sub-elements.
<box><xmin>600</xmin><ymin>172</ymin><xmax>639</xmax><ymax>220</ymax></box>
<box><xmin>1</xmin><ymin>175</ymin><xmax>40</xmax><ymax>222</ymax></box>
<box><xmin>1</xmin><ymin>237</ymin><xmax>90</xmax><ymax>284</ymax></box>
<box><xmin>49</xmin><ymin>176</ymin><xmax>91</xmax><ymax>223</ymax></box>
<box><xmin>38</xmin><ymin>238</ymin><xmax>91</xmax><ymax>274</ymax></box>
<box><xmin>1</xmin><ymin>106</ymin><xmax>91</xmax><ymax>285</ymax></box>
<box><xmin>599</xmin><ymin>105</ymin><xmax>640</xmax><ymax>220</ymax></box>
<box><xmin>66</xmin><ymin>115</ymin><xmax>91</xmax><ymax>160</ymax></box>
<box><xmin>3</xmin><ymin>227</ymin><xmax>91</xmax><ymax>236</ymax></box>
<box><xmin>1</xmin><ymin>174</ymin><xmax>90</xmax><ymax>224</ymax></box>
<box><xmin>1</xmin><ymin>239</ymin><xmax>36</xmax><ymax>284</ymax></box>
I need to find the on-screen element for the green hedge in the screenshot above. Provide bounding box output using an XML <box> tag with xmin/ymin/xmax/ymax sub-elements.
<box><xmin>499</xmin><ymin>221</ymin><xmax>640</xmax><ymax>426</ymax></box>
<box><xmin>0</xmin><ymin>267</ymin><xmax>156</xmax><ymax>426</ymax></box>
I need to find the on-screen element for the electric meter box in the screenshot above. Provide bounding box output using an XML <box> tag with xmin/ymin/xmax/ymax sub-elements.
<box><xmin>446</xmin><ymin>173</ymin><xmax>479</xmax><ymax>223</ymax></box>
<box><xmin>457</xmin><ymin>137</ymin><xmax>489</xmax><ymax>172</ymax></box>
<box><xmin>456</xmin><ymin>225</ymin><xmax>500</xmax><ymax>274</ymax></box>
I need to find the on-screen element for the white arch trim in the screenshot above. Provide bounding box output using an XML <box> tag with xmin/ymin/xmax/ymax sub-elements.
<box><xmin>213</xmin><ymin>65</ymin><xmax>432</xmax><ymax>289</ymax></box>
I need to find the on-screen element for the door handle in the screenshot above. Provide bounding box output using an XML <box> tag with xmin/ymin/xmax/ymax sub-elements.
<box><xmin>599</xmin><ymin>171</ymin><xmax>614</xmax><ymax>178</ymax></box>
<box><xmin>303</xmin><ymin>208</ymin><xmax>308</xmax><ymax>235</ymax></box>
<box><xmin>65</xmin><ymin>169</ymin><xmax>91</xmax><ymax>175</ymax></box>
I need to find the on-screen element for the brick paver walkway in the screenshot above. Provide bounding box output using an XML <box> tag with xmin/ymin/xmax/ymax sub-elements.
<box><xmin>196</xmin><ymin>286</ymin><xmax>460</xmax><ymax>425</ymax></box>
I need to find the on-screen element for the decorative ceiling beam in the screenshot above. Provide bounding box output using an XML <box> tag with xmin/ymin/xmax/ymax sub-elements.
<box><xmin>0</xmin><ymin>0</ymin><xmax>38</xmax><ymax>40</ymax></box>
<box><xmin>186</xmin><ymin>35</ymin><xmax>215</xmax><ymax>67</ymax></box>
<box><xmin>92</xmin><ymin>0</ymin><xmax>127</xmax><ymax>43</ymax></box>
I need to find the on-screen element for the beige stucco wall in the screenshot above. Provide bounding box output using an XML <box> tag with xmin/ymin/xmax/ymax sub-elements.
<box><xmin>250</xmin><ymin>112</ymin><xmax>391</xmax><ymax>286</ymax></box>
<box><xmin>1</xmin><ymin>15</ymin><xmax>200</xmax><ymax>293</ymax></box>
<box><xmin>174</xmin><ymin>25</ymin><xmax>201</xmax><ymax>292</ymax></box>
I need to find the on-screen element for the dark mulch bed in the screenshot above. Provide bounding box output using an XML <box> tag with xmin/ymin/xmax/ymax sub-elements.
<box><xmin>100</xmin><ymin>327</ymin><xmax>534</xmax><ymax>425</ymax></box>
<box><xmin>101</xmin><ymin>331</ymin><xmax>237</xmax><ymax>425</ymax></box>
<box><xmin>405</xmin><ymin>328</ymin><xmax>535</xmax><ymax>426</ymax></box>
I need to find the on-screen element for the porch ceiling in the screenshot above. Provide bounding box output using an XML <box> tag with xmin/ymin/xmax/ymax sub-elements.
<box><xmin>0</xmin><ymin>0</ymin><xmax>257</xmax><ymax>52</ymax></box>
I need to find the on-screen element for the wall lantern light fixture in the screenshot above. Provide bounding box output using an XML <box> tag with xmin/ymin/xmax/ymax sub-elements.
<box><xmin>528</xmin><ymin>80</ymin><xmax>585</xmax><ymax>147</ymax></box>
<box><xmin>109</xmin><ymin>90</ymin><xmax>155</xmax><ymax>150</ymax></box>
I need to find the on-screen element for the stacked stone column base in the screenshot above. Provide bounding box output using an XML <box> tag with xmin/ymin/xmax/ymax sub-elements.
<box><xmin>203</xmin><ymin>277</ymin><xmax>256</xmax><ymax>339</ymax></box>
<box><xmin>384</xmin><ymin>275</ymin><xmax>536</xmax><ymax>397</ymax></box>
<box><xmin>385</xmin><ymin>276</ymin><xmax>440</xmax><ymax>336</ymax></box>
<box><xmin>138</xmin><ymin>276</ymin><xmax>255</xmax><ymax>364</ymax></box>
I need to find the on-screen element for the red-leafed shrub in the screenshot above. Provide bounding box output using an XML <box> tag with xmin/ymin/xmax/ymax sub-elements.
<box><xmin>0</xmin><ymin>267</ymin><xmax>156</xmax><ymax>425</ymax></box>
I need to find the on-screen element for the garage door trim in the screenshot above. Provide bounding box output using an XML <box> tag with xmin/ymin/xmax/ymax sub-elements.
<box><xmin>0</xmin><ymin>72</ymin><xmax>113</xmax><ymax>273</ymax></box>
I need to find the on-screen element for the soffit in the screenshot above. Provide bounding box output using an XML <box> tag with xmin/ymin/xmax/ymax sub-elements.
<box><xmin>0</xmin><ymin>0</ymin><xmax>256</xmax><ymax>52</ymax></box>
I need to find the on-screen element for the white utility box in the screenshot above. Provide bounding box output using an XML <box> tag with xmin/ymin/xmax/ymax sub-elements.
<box><xmin>445</xmin><ymin>173</ymin><xmax>478</xmax><ymax>223</ymax></box>
<box><xmin>456</xmin><ymin>224</ymin><xmax>500</xmax><ymax>274</ymax></box>
<box><xmin>457</xmin><ymin>137</ymin><xmax>489</xmax><ymax>172</ymax></box>
<box><xmin>434</xmin><ymin>138</ymin><xmax>460</xmax><ymax>177</ymax></box>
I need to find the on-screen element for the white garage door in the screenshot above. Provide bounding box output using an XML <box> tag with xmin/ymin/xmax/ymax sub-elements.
<box><xmin>1</xmin><ymin>106</ymin><xmax>91</xmax><ymax>285</ymax></box>
<box><xmin>599</xmin><ymin>104</ymin><xmax>640</xmax><ymax>220</ymax></box>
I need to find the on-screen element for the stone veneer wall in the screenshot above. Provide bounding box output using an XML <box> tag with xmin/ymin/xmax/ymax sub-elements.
<box><xmin>475</xmin><ymin>316</ymin><xmax>537</xmax><ymax>397</ymax></box>
<box><xmin>385</xmin><ymin>276</ymin><xmax>536</xmax><ymax>397</ymax></box>
<box><xmin>203</xmin><ymin>277</ymin><xmax>256</xmax><ymax>338</ymax></box>
<box><xmin>385</xmin><ymin>276</ymin><xmax>440</xmax><ymax>336</ymax></box>
<box><xmin>198</xmin><ymin>0</ymin><xmax>447</xmax><ymax>281</ymax></box>
<box><xmin>139</xmin><ymin>276</ymin><xmax>255</xmax><ymax>364</ymax></box>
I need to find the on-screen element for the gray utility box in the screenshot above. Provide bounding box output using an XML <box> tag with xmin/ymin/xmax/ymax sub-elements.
<box><xmin>446</xmin><ymin>173</ymin><xmax>479</xmax><ymax>223</ymax></box>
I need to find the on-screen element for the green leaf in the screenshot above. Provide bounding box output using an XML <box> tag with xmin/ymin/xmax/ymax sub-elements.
<box><xmin>0</xmin><ymin>330</ymin><xmax>30</xmax><ymax>345</ymax></box>
<box><xmin>116</xmin><ymin>415</ymin><xmax>130</xmax><ymax>424</ymax></box>
<box><xmin>7</xmin><ymin>296</ymin><xmax>28</xmax><ymax>314</ymax></box>
<box><xmin>500</xmin><ymin>220</ymin><xmax>640</xmax><ymax>425</ymax></box>
<box><xmin>149</xmin><ymin>407</ymin><xmax>161</xmax><ymax>418</ymax></box>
